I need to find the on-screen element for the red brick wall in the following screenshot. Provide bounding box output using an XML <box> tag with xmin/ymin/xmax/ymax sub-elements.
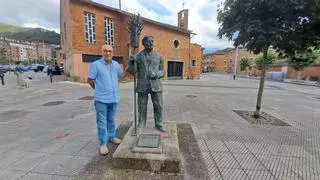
<box><xmin>287</xmin><ymin>65</ymin><xmax>320</xmax><ymax>78</ymax></box>
<box><xmin>177</xmin><ymin>10</ymin><xmax>189</xmax><ymax>31</ymax></box>
<box><xmin>139</xmin><ymin>21</ymin><xmax>191</xmax><ymax>79</ymax></box>
<box><xmin>189</xmin><ymin>43</ymin><xmax>202</xmax><ymax>79</ymax></box>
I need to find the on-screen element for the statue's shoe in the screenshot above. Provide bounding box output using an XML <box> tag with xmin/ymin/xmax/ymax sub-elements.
<box><xmin>155</xmin><ymin>125</ymin><xmax>166</xmax><ymax>132</ymax></box>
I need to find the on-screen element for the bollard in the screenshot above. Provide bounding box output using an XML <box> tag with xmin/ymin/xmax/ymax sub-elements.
<box><xmin>0</xmin><ymin>75</ymin><xmax>4</xmax><ymax>86</ymax></box>
<box><xmin>50</xmin><ymin>73</ymin><xmax>53</xmax><ymax>83</ymax></box>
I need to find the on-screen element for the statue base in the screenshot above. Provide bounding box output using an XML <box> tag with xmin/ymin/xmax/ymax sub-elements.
<box><xmin>112</xmin><ymin>122</ymin><xmax>181</xmax><ymax>172</ymax></box>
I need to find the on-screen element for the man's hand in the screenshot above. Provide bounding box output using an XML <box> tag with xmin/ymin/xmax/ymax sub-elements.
<box><xmin>119</xmin><ymin>66</ymin><xmax>129</xmax><ymax>78</ymax></box>
<box><xmin>87</xmin><ymin>78</ymin><xmax>95</xmax><ymax>89</ymax></box>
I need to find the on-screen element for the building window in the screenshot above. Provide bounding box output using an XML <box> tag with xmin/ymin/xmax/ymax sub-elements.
<box><xmin>82</xmin><ymin>54</ymin><xmax>102</xmax><ymax>63</ymax></box>
<box><xmin>174</xmin><ymin>40</ymin><xmax>180</xmax><ymax>48</ymax></box>
<box><xmin>104</xmin><ymin>17</ymin><xmax>115</xmax><ymax>46</ymax></box>
<box><xmin>84</xmin><ymin>12</ymin><xmax>96</xmax><ymax>44</ymax></box>
<box><xmin>192</xmin><ymin>60</ymin><xmax>196</xmax><ymax>66</ymax></box>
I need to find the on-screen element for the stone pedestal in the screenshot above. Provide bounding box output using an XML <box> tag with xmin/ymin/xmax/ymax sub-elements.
<box><xmin>112</xmin><ymin>122</ymin><xmax>181</xmax><ymax>172</ymax></box>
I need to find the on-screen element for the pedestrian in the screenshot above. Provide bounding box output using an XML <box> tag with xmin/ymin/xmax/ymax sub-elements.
<box><xmin>0</xmin><ymin>65</ymin><xmax>5</xmax><ymax>85</ymax></box>
<box><xmin>14</xmin><ymin>61</ymin><xmax>24</xmax><ymax>87</ymax></box>
<box><xmin>87</xmin><ymin>44</ymin><xmax>128</xmax><ymax>155</ymax></box>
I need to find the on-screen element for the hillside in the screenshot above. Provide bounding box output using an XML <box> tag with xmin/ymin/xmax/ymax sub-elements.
<box><xmin>0</xmin><ymin>23</ymin><xmax>60</xmax><ymax>45</ymax></box>
<box><xmin>0</xmin><ymin>23</ymin><xmax>31</xmax><ymax>33</ymax></box>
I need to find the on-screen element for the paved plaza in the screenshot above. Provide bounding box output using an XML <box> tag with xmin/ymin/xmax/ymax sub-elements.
<box><xmin>0</xmin><ymin>73</ymin><xmax>319</xmax><ymax>180</ymax></box>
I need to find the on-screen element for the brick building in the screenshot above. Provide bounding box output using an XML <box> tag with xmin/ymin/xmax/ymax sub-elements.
<box><xmin>60</xmin><ymin>0</ymin><xmax>203</xmax><ymax>82</ymax></box>
<box><xmin>0</xmin><ymin>37</ymin><xmax>56</xmax><ymax>64</ymax></box>
<box><xmin>203</xmin><ymin>47</ymin><xmax>256</xmax><ymax>73</ymax></box>
<box><xmin>204</xmin><ymin>47</ymin><xmax>320</xmax><ymax>80</ymax></box>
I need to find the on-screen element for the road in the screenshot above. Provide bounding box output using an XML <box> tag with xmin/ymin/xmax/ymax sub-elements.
<box><xmin>1</xmin><ymin>71</ymin><xmax>66</xmax><ymax>86</ymax></box>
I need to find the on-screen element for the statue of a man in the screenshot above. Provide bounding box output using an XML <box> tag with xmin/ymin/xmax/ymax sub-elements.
<box><xmin>128</xmin><ymin>36</ymin><xmax>165</xmax><ymax>132</ymax></box>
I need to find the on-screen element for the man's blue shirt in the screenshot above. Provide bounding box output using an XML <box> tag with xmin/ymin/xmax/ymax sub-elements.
<box><xmin>88</xmin><ymin>58</ymin><xmax>123</xmax><ymax>103</ymax></box>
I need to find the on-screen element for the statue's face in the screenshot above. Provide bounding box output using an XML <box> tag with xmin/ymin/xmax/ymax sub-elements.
<box><xmin>143</xmin><ymin>37</ymin><xmax>153</xmax><ymax>52</ymax></box>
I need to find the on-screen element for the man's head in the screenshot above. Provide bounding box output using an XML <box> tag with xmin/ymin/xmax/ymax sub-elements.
<box><xmin>101</xmin><ymin>44</ymin><xmax>113</xmax><ymax>62</ymax></box>
<box><xmin>142</xmin><ymin>36</ymin><xmax>154</xmax><ymax>52</ymax></box>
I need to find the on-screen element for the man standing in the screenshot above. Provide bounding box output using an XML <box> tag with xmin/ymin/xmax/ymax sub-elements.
<box><xmin>88</xmin><ymin>44</ymin><xmax>124</xmax><ymax>155</ymax></box>
<box><xmin>14</xmin><ymin>61</ymin><xmax>24</xmax><ymax>87</ymax></box>
<box><xmin>128</xmin><ymin>36</ymin><xmax>165</xmax><ymax>132</ymax></box>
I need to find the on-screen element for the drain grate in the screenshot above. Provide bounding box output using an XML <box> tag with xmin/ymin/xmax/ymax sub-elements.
<box><xmin>43</xmin><ymin>101</ymin><xmax>65</xmax><ymax>107</ymax></box>
<box><xmin>233</xmin><ymin>110</ymin><xmax>291</xmax><ymax>126</ymax></box>
<box><xmin>0</xmin><ymin>110</ymin><xmax>30</xmax><ymax>122</ymax></box>
<box><xmin>79</xmin><ymin>96</ymin><xmax>94</xmax><ymax>100</ymax></box>
<box><xmin>186</xmin><ymin>95</ymin><xmax>197</xmax><ymax>98</ymax></box>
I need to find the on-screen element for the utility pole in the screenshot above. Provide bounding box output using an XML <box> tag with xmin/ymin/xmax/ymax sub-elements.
<box><xmin>119</xmin><ymin>0</ymin><xmax>121</xmax><ymax>10</ymax></box>
<box><xmin>233</xmin><ymin>46</ymin><xmax>238</xmax><ymax>80</ymax></box>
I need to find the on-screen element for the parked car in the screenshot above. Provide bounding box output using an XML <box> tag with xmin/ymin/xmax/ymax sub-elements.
<box><xmin>43</xmin><ymin>66</ymin><xmax>49</xmax><ymax>73</ymax></box>
<box><xmin>47</xmin><ymin>65</ymin><xmax>62</xmax><ymax>75</ymax></box>
<box><xmin>0</xmin><ymin>64</ymin><xmax>6</xmax><ymax>75</ymax></box>
<box><xmin>31</xmin><ymin>64</ymin><xmax>45</xmax><ymax>72</ymax></box>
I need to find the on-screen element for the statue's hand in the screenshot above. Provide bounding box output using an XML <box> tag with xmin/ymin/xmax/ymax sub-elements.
<box><xmin>148</xmin><ymin>71</ymin><xmax>157</xmax><ymax>79</ymax></box>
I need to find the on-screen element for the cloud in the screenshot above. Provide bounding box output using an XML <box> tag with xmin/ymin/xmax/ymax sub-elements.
<box><xmin>0</xmin><ymin>0</ymin><xmax>233</xmax><ymax>51</ymax></box>
<box><xmin>0</xmin><ymin>0</ymin><xmax>59</xmax><ymax>33</ymax></box>
<box><xmin>137</xmin><ymin>0</ymin><xmax>172</xmax><ymax>16</ymax></box>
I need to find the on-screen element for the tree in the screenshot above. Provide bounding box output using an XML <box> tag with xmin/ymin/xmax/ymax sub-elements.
<box><xmin>286</xmin><ymin>48</ymin><xmax>318</xmax><ymax>79</ymax></box>
<box><xmin>255</xmin><ymin>52</ymin><xmax>277</xmax><ymax>70</ymax></box>
<box><xmin>240</xmin><ymin>57</ymin><xmax>252</xmax><ymax>71</ymax></box>
<box><xmin>315</xmin><ymin>49</ymin><xmax>320</xmax><ymax>64</ymax></box>
<box><xmin>217</xmin><ymin>0</ymin><xmax>316</xmax><ymax>118</ymax></box>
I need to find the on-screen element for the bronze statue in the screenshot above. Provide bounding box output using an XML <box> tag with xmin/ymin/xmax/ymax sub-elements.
<box><xmin>128</xmin><ymin>36</ymin><xmax>165</xmax><ymax>132</ymax></box>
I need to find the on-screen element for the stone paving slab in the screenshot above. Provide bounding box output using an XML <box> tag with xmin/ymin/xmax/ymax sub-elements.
<box><xmin>0</xmin><ymin>169</ymin><xmax>28</xmax><ymax>180</ymax></box>
<box><xmin>210</xmin><ymin>151</ymin><xmax>241</xmax><ymax>169</ymax></box>
<box><xmin>7</xmin><ymin>152</ymin><xmax>48</xmax><ymax>172</ymax></box>
<box><xmin>31</xmin><ymin>154</ymin><xmax>91</xmax><ymax>176</ymax></box>
<box><xmin>245</xmin><ymin>170</ymin><xmax>277</xmax><ymax>180</ymax></box>
<box><xmin>20</xmin><ymin>173</ymin><xmax>74</xmax><ymax>180</ymax></box>
<box><xmin>233</xmin><ymin>153</ymin><xmax>267</xmax><ymax>170</ymax></box>
<box><xmin>0</xmin><ymin>150</ymin><xmax>27</xmax><ymax>169</ymax></box>
<box><xmin>220</xmin><ymin>168</ymin><xmax>250</xmax><ymax>180</ymax></box>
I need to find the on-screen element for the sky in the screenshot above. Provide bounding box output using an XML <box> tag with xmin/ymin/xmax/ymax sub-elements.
<box><xmin>0</xmin><ymin>0</ymin><xmax>234</xmax><ymax>53</ymax></box>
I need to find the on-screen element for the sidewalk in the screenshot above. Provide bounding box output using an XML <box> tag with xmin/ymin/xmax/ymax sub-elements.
<box><xmin>237</xmin><ymin>75</ymin><xmax>320</xmax><ymax>87</ymax></box>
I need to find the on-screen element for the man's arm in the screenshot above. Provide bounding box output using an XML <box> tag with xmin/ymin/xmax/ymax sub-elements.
<box><xmin>87</xmin><ymin>78</ymin><xmax>95</xmax><ymax>89</ymax></box>
<box><xmin>88</xmin><ymin>62</ymin><xmax>97</xmax><ymax>89</ymax></box>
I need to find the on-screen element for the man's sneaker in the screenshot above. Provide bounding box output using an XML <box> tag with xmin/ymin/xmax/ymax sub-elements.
<box><xmin>100</xmin><ymin>145</ymin><xmax>109</xmax><ymax>155</ymax></box>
